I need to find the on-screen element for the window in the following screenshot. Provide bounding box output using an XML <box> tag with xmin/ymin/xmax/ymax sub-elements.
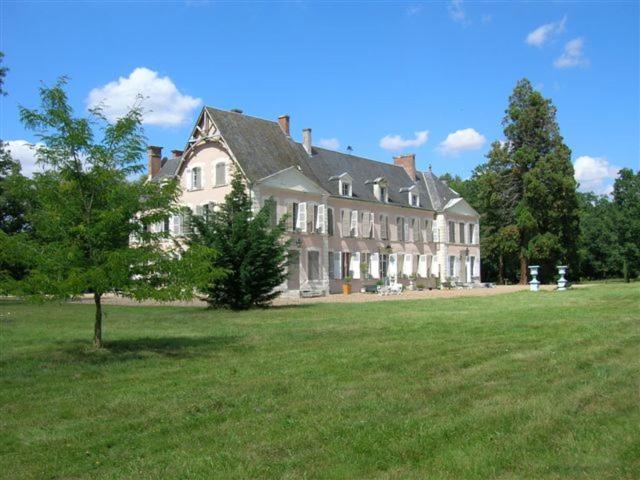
<box><xmin>291</xmin><ymin>202</ymin><xmax>299</xmax><ymax>232</ymax></box>
<box><xmin>380</xmin><ymin>215</ymin><xmax>388</xmax><ymax>240</ymax></box>
<box><xmin>449</xmin><ymin>255</ymin><xmax>456</xmax><ymax>277</ymax></box>
<box><xmin>190</xmin><ymin>167</ymin><xmax>202</xmax><ymax>190</ymax></box>
<box><xmin>469</xmin><ymin>223</ymin><xmax>475</xmax><ymax>244</ymax></box>
<box><xmin>163</xmin><ymin>217</ymin><xmax>170</xmax><ymax>233</ymax></box>
<box><xmin>380</xmin><ymin>186</ymin><xmax>387</xmax><ymax>201</ymax></box>
<box><xmin>449</xmin><ymin>221</ymin><xmax>456</xmax><ymax>243</ymax></box>
<box><xmin>215</xmin><ymin>162</ymin><xmax>226</xmax><ymax>187</ymax></box>
<box><xmin>396</xmin><ymin>217</ymin><xmax>404</xmax><ymax>241</ymax></box>
<box><xmin>459</xmin><ymin>223</ymin><xmax>465</xmax><ymax>244</ymax></box>
<box><xmin>308</xmin><ymin>251</ymin><xmax>320</xmax><ymax>281</ymax></box>
<box><xmin>342</xmin><ymin>252</ymin><xmax>351</xmax><ymax>279</ymax></box>
<box><xmin>327</xmin><ymin>208</ymin><xmax>334</xmax><ymax>236</ymax></box>
<box><xmin>411</xmin><ymin>193</ymin><xmax>419</xmax><ymax>207</ymax></box>
<box><xmin>341</xmin><ymin>181</ymin><xmax>351</xmax><ymax>197</ymax></box>
<box><xmin>379</xmin><ymin>254</ymin><xmax>388</xmax><ymax>279</ymax></box>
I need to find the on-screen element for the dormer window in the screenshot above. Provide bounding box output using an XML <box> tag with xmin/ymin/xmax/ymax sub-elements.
<box><xmin>341</xmin><ymin>181</ymin><xmax>352</xmax><ymax>197</ymax></box>
<box><xmin>400</xmin><ymin>184</ymin><xmax>419</xmax><ymax>207</ymax></box>
<box><xmin>332</xmin><ymin>172</ymin><xmax>353</xmax><ymax>197</ymax></box>
<box><xmin>370</xmin><ymin>177</ymin><xmax>388</xmax><ymax>203</ymax></box>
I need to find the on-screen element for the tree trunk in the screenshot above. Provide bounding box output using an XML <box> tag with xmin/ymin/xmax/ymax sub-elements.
<box><xmin>498</xmin><ymin>254</ymin><xmax>504</xmax><ymax>285</ymax></box>
<box><xmin>94</xmin><ymin>292</ymin><xmax>103</xmax><ymax>348</ymax></box>
<box><xmin>519</xmin><ymin>252</ymin><xmax>528</xmax><ymax>285</ymax></box>
<box><xmin>623</xmin><ymin>258</ymin><xmax>629</xmax><ymax>283</ymax></box>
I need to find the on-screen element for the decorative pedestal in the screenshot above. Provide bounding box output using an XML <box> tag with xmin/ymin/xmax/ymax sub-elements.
<box><xmin>557</xmin><ymin>265</ymin><xmax>568</xmax><ymax>291</ymax></box>
<box><xmin>529</xmin><ymin>265</ymin><xmax>540</xmax><ymax>292</ymax></box>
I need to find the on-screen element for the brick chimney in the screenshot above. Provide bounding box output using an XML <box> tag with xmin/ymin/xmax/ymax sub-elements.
<box><xmin>171</xmin><ymin>149</ymin><xmax>183</xmax><ymax>158</ymax></box>
<box><xmin>302</xmin><ymin>128</ymin><xmax>312</xmax><ymax>156</ymax></box>
<box><xmin>147</xmin><ymin>146</ymin><xmax>162</xmax><ymax>178</ymax></box>
<box><xmin>394</xmin><ymin>153</ymin><xmax>417</xmax><ymax>180</ymax></box>
<box><xmin>278</xmin><ymin>115</ymin><xmax>290</xmax><ymax>137</ymax></box>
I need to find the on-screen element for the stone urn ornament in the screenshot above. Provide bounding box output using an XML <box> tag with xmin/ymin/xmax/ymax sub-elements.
<box><xmin>557</xmin><ymin>265</ymin><xmax>568</xmax><ymax>291</ymax></box>
<box><xmin>529</xmin><ymin>265</ymin><xmax>540</xmax><ymax>292</ymax></box>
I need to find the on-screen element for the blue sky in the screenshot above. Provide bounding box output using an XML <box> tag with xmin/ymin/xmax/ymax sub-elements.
<box><xmin>1</xmin><ymin>1</ymin><xmax>638</xmax><ymax>194</ymax></box>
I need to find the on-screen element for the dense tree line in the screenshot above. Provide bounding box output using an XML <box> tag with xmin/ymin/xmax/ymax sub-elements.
<box><xmin>443</xmin><ymin>79</ymin><xmax>639</xmax><ymax>283</ymax></box>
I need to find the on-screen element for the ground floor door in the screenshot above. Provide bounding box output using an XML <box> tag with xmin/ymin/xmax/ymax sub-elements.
<box><xmin>287</xmin><ymin>250</ymin><xmax>300</xmax><ymax>290</ymax></box>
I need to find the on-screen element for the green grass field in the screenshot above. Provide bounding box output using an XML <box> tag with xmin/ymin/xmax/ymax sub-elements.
<box><xmin>1</xmin><ymin>284</ymin><xmax>639</xmax><ymax>479</ymax></box>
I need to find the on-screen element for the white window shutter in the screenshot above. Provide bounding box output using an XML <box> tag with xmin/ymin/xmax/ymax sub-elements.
<box><xmin>350</xmin><ymin>252</ymin><xmax>361</xmax><ymax>279</ymax></box>
<box><xmin>317</xmin><ymin>204</ymin><xmax>325</xmax><ymax>233</ymax></box>
<box><xmin>334</xmin><ymin>252</ymin><xmax>342</xmax><ymax>279</ymax></box>
<box><xmin>297</xmin><ymin>202</ymin><xmax>307</xmax><ymax>232</ymax></box>
<box><xmin>431</xmin><ymin>256</ymin><xmax>439</xmax><ymax>276</ymax></box>
<box><xmin>403</xmin><ymin>254</ymin><xmax>413</xmax><ymax>276</ymax></box>
<box><xmin>350</xmin><ymin>210</ymin><xmax>358</xmax><ymax>237</ymax></box>
<box><xmin>369</xmin><ymin>212</ymin><xmax>375</xmax><ymax>238</ymax></box>
<box><xmin>186</xmin><ymin>169</ymin><xmax>192</xmax><ymax>191</ymax></box>
<box><xmin>370</xmin><ymin>253</ymin><xmax>380</xmax><ymax>279</ymax></box>
<box><xmin>433</xmin><ymin>224</ymin><xmax>439</xmax><ymax>242</ymax></box>
<box><xmin>418</xmin><ymin>255</ymin><xmax>427</xmax><ymax>278</ymax></box>
<box><xmin>388</xmin><ymin>253</ymin><xmax>397</xmax><ymax>277</ymax></box>
<box><xmin>341</xmin><ymin>209</ymin><xmax>350</xmax><ymax>237</ymax></box>
<box><xmin>362</xmin><ymin>212</ymin><xmax>370</xmax><ymax>239</ymax></box>
<box><xmin>172</xmin><ymin>214</ymin><xmax>181</xmax><ymax>236</ymax></box>
<box><xmin>403</xmin><ymin>219</ymin><xmax>409</xmax><ymax>243</ymax></box>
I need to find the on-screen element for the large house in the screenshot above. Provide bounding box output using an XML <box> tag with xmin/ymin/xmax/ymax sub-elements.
<box><xmin>148</xmin><ymin>107</ymin><xmax>481</xmax><ymax>296</ymax></box>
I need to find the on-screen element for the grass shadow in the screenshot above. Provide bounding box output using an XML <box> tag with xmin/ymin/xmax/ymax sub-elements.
<box><xmin>55</xmin><ymin>335</ymin><xmax>246</xmax><ymax>365</ymax></box>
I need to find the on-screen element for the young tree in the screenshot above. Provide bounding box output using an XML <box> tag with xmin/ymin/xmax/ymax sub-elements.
<box><xmin>481</xmin><ymin>79</ymin><xmax>579</xmax><ymax>283</ymax></box>
<box><xmin>11</xmin><ymin>78</ymin><xmax>203</xmax><ymax>347</ymax></box>
<box><xmin>612</xmin><ymin>168</ymin><xmax>640</xmax><ymax>282</ymax></box>
<box><xmin>189</xmin><ymin>171</ymin><xmax>290</xmax><ymax>310</ymax></box>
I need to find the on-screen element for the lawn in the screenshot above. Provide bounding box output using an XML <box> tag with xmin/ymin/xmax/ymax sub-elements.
<box><xmin>1</xmin><ymin>284</ymin><xmax>639</xmax><ymax>479</ymax></box>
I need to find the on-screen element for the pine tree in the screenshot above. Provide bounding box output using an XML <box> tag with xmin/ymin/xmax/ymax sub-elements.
<box><xmin>189</xmin><ymin>171</ymin><xmax>290</xmax><ymax>309</ymax></box>
<box><xmin>481</xmin><ymin>79</ymin><xmax>579</xmax><ymax>283</ymax></box>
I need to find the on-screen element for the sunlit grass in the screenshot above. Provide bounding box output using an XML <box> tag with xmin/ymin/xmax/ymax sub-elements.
<box><xmin>1</xmin><ymin>284</ymin><xmax>638</xmax><ymax>479</ymax></box>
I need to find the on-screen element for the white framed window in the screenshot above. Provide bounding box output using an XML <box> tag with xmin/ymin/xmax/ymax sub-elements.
<box><xmin>410</xmin><ymin>193</ymin><xmax>419</xmax><ymax>207</ymax></box>
<box><xmin>459</xmin><ymin>222</ymin><xmax>466</xmax><ymax>244</ymax></box>
<box><xmin>448</xmin><ymin>221</ymin><xmax>456</xmax><ymax>243</ymax></box>
<box><xmin>307</xmin><ymin>250</ymin><xmax>320</xmax><ymax>281</ymax></box>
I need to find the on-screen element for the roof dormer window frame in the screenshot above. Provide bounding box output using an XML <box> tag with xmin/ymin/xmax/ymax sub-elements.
<box><xmin>400</xmin><ymin>184</ymin><xmax>419</xmax><ymax>207</ymax></box>
<box><xmin>336</xmin><ymin>172</ymin><xmax>353</xmax><ymax>198</ymax></box>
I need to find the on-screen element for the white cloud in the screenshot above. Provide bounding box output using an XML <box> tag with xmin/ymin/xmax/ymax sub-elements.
<box><xmin>574</xmin><ymin>155</ymin><xmax>620</xmax><ymax>195</ymax></box>
<box><xmin>438</xmin><ymin>128</ymin><xmax>486</xmax><ymax>156</ymax></box>
<box><xmin>87</xmin><ymin>67</ymin><xmax>202</xmax><ymax>126</ymax></box>
<box><xmin>317</xmin><ymin>138</ymin><xmax>340</xmax><ymax>150</ymax></box>
<box><xmin>526</xmin><ymin>16</ymin><xmax>566</xmax><ymax>47</ymax></box>
<box><xmin>3</xmin><ymin>140</ymin><xmax>44</xmax><ymax>177</ymax></box>
<box><xmin>554</xmin><ymin>37</ymin><xmax>589</xmax><ymax>68</ymax></box>
<box><xmin>379</xmin><ymin>130</ymin><xmax>429</xmax><ymax>151</ymax></box>
<box><xmin>448</xmin><ymin>0</ymin><xmax>469</xmax><ymax>26</ymax></box>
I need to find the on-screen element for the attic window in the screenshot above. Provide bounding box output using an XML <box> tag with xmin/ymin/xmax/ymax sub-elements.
<box><xmin>341</xmin><ymin>180</ymin><xmax>352</xmax><ymax>197</ymax></box>
<box><xmin>410</xmin><ymin>193</ymin><xmax>419</xmax><ymax>207</ymax></box>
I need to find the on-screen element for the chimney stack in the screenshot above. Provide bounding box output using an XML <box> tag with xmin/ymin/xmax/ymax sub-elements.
<box><xmin>147</xmin><ymin>146</ymin><xmax>162</xmax><ymax>178</ymax></box>
<box><xmin>394</xmin><ymin>153</ymin><xmax>417</xmax><ymax>180</ymax></box>
<box><xmin>171</xmin><ymin>149</ymin><xmax>183</xmax><ymax>158</ymax></box>
<box><xmin>302</xmin><ymin>128</ymin><xmax>312</xmax><ymax>156</ymax></box>
<box><xmin>278</xmin><ymin>115</ymin><xmax>290</xmax><ymax>137</ymax></box>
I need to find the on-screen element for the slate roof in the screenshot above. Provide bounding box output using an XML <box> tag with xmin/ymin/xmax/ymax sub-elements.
<box><xmin>154</xmin><ymin>157</ymin><xmax>181</xmax><ymax>181</ymax></box>
<box><xmin>299</xmin><ymin>146</ymin><xmax>436</xmax><ymax>210</ymax></box>
<box><xmin>154</xmin><ymin>106</ymin><xmax>461</xmax><ymax>212</ymax></box>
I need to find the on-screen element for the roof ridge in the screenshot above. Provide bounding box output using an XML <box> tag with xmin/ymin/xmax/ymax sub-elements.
<box><xmin>204</xmin><ymin>106</ymin><xmax>279</xmax><ymax>126</ymax></box>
